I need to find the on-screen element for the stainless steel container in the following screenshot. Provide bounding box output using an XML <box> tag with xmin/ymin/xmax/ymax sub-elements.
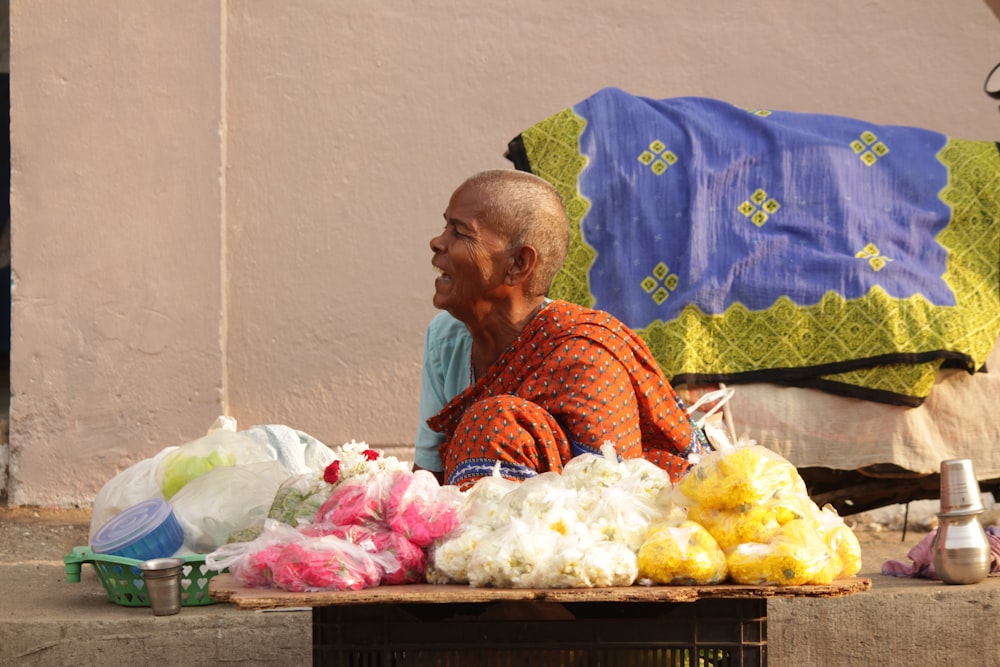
<box><xmin>933</xmin><ymin>512</ymin><xmax>991</xmax><ymax>585</ymax></box>
<box><xmin>939</xmin><ymin>458</ymin><xmax>985</xmax><ymax>515</ymax></box>
<box><xmin>140</xmin><ymin>557</ymin><xmax>184</xmax><ymax>615</ymax></box>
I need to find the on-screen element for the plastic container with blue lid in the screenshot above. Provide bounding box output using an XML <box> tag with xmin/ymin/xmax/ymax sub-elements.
<box><xmin>90</xmin><ymin>498</ymin><xmax>184</xmax><ymax>561</ymax></box>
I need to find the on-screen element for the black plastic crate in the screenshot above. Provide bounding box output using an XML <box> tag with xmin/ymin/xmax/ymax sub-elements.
<box><xmin>313</xmin><ymin>598</ymin><xmax>766</xmax><ymax>666</ymax></box>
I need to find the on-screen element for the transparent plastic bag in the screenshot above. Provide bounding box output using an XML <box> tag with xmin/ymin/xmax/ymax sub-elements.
<box><xmin>270</xmin><ymin>535</ymin><xmax>398</xmax><ymax>592</ymax></box>
<box><xmin>169</xmin><ymin>460</ymin><xmax>288</xmax><ymax>553</ymax></box>
<box><xmin>674</xmin><ymin>442</ymin><xmax>807</xmax><ymax>511</ymax></box>
<box><xmin>817</xmin><ymin>504</ymin><xmax>863</xmax><ymax>579</ymax></box>
<box><xmin>385</xmin><ymin>469</ymin><xmax>463</xmax><ymax>547</ymax></box>
<box><xmin>158</xmin><ymin>429</ymin><xmax>271</xmax><ymax>499</ymax></box>
<box><xmin>267</xmin><ymin>470</ymin><xmax>329</xmax><ymax>528</ymax></box>
<box><xmin>466</xmin><ymin>516</ymin><xmax>561</xmax><ymax>588</ymax></box>
<box><xmin>582</xmin><ymin>483</ymin><xmax>661</xmax><ymax>552</ymax></box>
<box><xmin>547</xmin><ymin>534</ymin><xmax>638</xmax><ymax>588</ymax></box>
<box><xmin>637</xmin><ymin>520</ymin><xmax>728</xmax><ymax>585</ymax></box>
<box><xmin>206</xmin><ymin>518</ymin><xmax>305</xmax><ymax>587</ymax></box>
<box><xmin>313</xmin><ymin>470</ymin><xmax>397</xmax><ymax>529</ymax></box>
<box><xmin>461</xmin><ymin>472</ymin><xmax>519</xmax><ymax>527</ymax></box>
<box><xmin>206</xmin><ymin>518</ymin><xmax>400</xmax><ymax>591</ymax></box>
<box><xmin>426</xmin><ymin>523</ymin><xmax>492</xmax><ymax>585</ymax></box>
<box><xmin>725</xmin><ymin>518</ymin><xmax>834</xmax><ymax>586</ymax></box>
<box><xmin>89</xmin><ymin>446</ymin><xmax>177</xmax><ymax>542</ymax></box>
<box><xmin>686</xmin><ymin>504</ymin><xmax>782</xmax><ymax>551</ymax></box>
<box><xmin>238</xmin><ymin>424</ymin><xmax>336</xmax><ymax>477</ymax></box>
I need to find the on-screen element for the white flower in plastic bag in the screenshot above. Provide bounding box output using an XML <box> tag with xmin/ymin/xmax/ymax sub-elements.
<box><xmin>583</xmin><ymin>484</ymin><xmax>662</xmax><ymax>552</ymax></box>
<box><xmin>425</xmin><ymin>523</ymin><xmax>492</xmax><ymax>584</ymax></box>
<box><xmin>574</xmin><ymin>539</ymin><xmax>639</xmax><ymax>587</ymax></box>
<box><xmin>427</xmin><ymin>443</ymin><xmax>676</xmax><ymax>588</ymax></box>
<box><xmin>616</xmin><ymin>457</ymin><xmax>673</xmax><ymax>501</ymax></box>
<box><xmin>545</xmin><ymin>533</ymin><xmax>638</xmax><ymax>588</ymax></box>
<box><xmin>461</xmin><ymin>472</ymin><xmax>520</xmax><ymax>528</ymax></box>
<box><xmin>467</xmin><ymin>517</ymin><xmax>561</xmax><ymax>588</ymax></box>
<box><xmin>494</xmin><ymin>472</ymin><xmax>567</xmax><ymax>528</ymax></box>
<box><xmin>560</xmin><ymin>445</ymin><xmax>623</xmax><ymax>489</ymax></box>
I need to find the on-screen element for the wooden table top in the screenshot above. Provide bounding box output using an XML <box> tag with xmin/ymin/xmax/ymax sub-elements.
<box><xmin>209</xmin><ymin>574</ymin><xmax>872</xmax><ymax>611</ymax></box>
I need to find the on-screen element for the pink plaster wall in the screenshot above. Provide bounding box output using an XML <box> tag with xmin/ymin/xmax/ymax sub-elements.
<box><xmin>7</xmin><ymin>0</ymin><xmax>1000</xmax><ymax>505</ymax></box>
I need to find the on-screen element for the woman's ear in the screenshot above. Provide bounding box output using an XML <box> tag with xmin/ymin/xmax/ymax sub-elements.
<box><xmin>505</xmin><ymin>244</ymin><xmax>538</xmax><ymax>286</ymax></box>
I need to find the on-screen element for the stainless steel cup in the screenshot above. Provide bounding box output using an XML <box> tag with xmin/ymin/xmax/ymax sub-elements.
<box><xmin>939</xmin><ymin>458</ymin><xmax>984</xmax><ymax>515</ymax></box>
<box><xmin>140</xmin><ymin>557</ymin><xmax>184</xmax><ymax>616</ymax></box>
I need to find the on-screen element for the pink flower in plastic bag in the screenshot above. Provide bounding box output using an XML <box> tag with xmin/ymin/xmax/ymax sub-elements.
<box><xmin>231</xmin><ymin>544</ymin><xmax>284</xmax><ymax>588</ymax></box>
<box><xmin>314</xmin><ymin>476</ymin><xmax>388</xmax><ymax>528</ymax></box>
<box><xmin>270</xmin><ymin>539</ymin><xmax>388</xmax><ymax>592</ymax></box>
<box><xmin>386</xmin><ymin>470</ymin><xmax>460</xmax><ymax>547</ymax></box>
<box><xmin>370</xmin><ymin>529</ymin><xmax>426</xmax><ymax>585</ymax></box>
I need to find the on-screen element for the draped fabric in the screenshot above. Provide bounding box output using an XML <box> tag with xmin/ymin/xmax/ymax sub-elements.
<box><xmin>427</xmin><ymin>300</ymin><xmax>706</xmax><ymax>490</ymax></box>
<box><xmin>506</xmin><ymin>88</ymin><xmax>1000</xmax><ymax>406</ymax></box>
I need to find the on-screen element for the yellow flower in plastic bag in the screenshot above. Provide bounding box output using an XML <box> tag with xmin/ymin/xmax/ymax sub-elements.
<box><xmin>637</xmin><ymin>520</ymin><xmax>728</xmax><ymax>585</ymax></box>
<box><xmin>687</xmin><ymin>504</ymin><xmax>781</xmax><ymax>551</ymax></box>
<box><xmin>726</xmin><ymin>519</ymin><xmax>833</xmax><ymax>586</ymax></box>
<box><xmin>769</xmin><ymin>494</ymin><xmax>822</xmax><ymax>527</ymax></box>
<box><xmin>676</xmin><ymin>444</ymin><xmax>807</xmax><ymax>511</ymax></box>
<box><xmin>816</xmin><ymin>505</ymin><xmax>862</xmax><ymax>579</ymax></box>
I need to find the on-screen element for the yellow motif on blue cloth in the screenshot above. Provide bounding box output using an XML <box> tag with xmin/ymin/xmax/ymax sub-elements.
<box><xmin>851</xmin><ymin>131</ymin><xmax>890</xmax><ymax>166</ymax></box>
<box><xmin>638</xmin><ymin>140</ymin><xmax>679</xmax><ymax>176</ymax></box>
<box><xmin>856</xmin><ymin>243</ymin><xmax>893</xmax><ymax>271</ymax></box>
<box><xmin>739</xmin><ymin>189</ymin><xmax>781</xmax><ymax>227</ymax></box>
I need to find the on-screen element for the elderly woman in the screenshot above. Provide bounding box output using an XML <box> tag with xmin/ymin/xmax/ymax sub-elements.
<box><xmin>415</xmin><ymin>169</ymin><xmax>706</xmax><ymax>490</ymax></box>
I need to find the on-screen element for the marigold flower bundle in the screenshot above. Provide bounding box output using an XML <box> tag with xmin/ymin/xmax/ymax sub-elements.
<box><xmin>637</xmin><ymin>520</ymin><xmax>728</xmax><ymax>585</ymax></box>
<box><xmin>663</xmin><ymin>442</ymin><xmax>862</xmax><ymax>586</ymax></box>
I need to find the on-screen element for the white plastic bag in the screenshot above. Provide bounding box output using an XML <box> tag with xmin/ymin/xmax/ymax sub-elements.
<box><xmin>88</xmin><ymin>446</ymin><xmax>178</xmax><ymax>542</ymax></box>
<box><xmin>157</xmin><ymin>429</ymin><xmax>271</xmax><ymax>499</ymax></box>
<box><xmin>684</xmin><ymin>385</ymin><xmax>737</xmax><ymax>450</ymax></box>
<box><xmin>169</xmin><ymin>460</ymin><xmax>288</xmax><ymax>553</ymax></box>
<box><xmin>238</xmin><ymin>424</ymin><xmax>337</xmax><ymax>476</ymax></box>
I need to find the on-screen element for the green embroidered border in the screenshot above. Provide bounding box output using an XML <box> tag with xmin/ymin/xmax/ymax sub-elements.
<box><xmin>530</xmin><ymin>107</ymin><xmax>1000</xmax><ymax>400</ymax></box>
<box><xmin>522</xmin><ymin>109</ymin><xmax>595</xmax><ymax>308</ymax></box>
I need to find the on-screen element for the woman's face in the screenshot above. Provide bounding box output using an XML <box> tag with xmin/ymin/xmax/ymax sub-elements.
<box><xmin>430</xmin><ymin>184</ymin><xmax>513</xmax><ymax>321</ymax></box>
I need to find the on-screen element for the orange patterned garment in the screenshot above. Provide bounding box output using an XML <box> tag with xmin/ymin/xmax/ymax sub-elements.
<box><xmin>427</xmin><ymin>300</ymin><xmax>706</xmax><ymax>490</ymax></box>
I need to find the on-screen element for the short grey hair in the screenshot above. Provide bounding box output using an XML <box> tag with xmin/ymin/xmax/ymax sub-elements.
<box><xmin>458</xmin><ymin>169</ymin><xmax>570</xmax><ymax>297</ymax></box>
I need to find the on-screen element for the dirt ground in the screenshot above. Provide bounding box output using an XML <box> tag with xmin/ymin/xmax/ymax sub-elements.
<box><xmin>0</xmin><ymin>506</ymin><xmax>91</xmax><ymax>561</ymax></box>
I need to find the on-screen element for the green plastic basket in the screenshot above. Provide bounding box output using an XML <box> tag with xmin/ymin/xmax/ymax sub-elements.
<box><xmin>63</xmin><ymin>546</ymin><xmax>225</xmax><ymax>607</ymax></box>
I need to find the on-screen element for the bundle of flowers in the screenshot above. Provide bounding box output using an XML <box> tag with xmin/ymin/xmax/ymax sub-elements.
<box><xmin>663</xmin><ymin>441</ymin><xmax>862</xmax><ymax>586</ymax></box>
<box><xmin>636</xmin><ymin>518</ymin><xmax>728</xmax><ymax>585</ymax></box>
<box><xmin>427</xmin><ymin>444</ymin><xmax>674</xmax><ymax>588</ymax></box>
<box><xmin>206</xmin><ymin>442</ymin><xmax>463</xmax><ymax>592</ymax></box>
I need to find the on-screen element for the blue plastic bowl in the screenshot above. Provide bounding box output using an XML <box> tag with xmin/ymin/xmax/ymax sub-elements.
<box><xmin>90</xmin><ymin>498</ymin><xmax>184</xmax><ymax>561</ymax></box>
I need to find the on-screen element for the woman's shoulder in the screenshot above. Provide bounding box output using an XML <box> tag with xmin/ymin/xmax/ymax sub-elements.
<box><xmin>544</xmin><ymin>299</ymin><xmax>623</xmax><ymax>328</ymax></box>
<box><xmin>426</xmin><ymin>310</ymin><xmax>471</xmax><ymax>342</ymax></box>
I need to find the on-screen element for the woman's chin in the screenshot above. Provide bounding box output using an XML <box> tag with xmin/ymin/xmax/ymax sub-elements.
<box><xmin>431</xmin><ymin>292</ymin><xmax>451</xmax><ymax>311</ymax></box>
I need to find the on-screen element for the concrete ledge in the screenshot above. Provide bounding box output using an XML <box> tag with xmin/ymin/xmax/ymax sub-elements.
<box><xmin>3</xmin><ymin>528</ymin><xmax>997</xmax><ymax>666</ymax></box>
<box><xmin>1</xmin><ymin>562</ymin><xmax>310</xmax><ymax>667</ymax></box>
<box><xmin>768</xmin><ymin>584</ymin><xmax>1000</xmax><ymax>666</ymax></box>
<box><xmin>768</xmin><ymin>537</ymin><xmax>1000</xmax><ymax>666</ymax></box>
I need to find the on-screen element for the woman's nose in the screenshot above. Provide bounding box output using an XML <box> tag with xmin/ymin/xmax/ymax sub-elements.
<box><xmin>430</xmin><ymin>231</ymin><xmax>445</xmax><ymax>253</ymax></box>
